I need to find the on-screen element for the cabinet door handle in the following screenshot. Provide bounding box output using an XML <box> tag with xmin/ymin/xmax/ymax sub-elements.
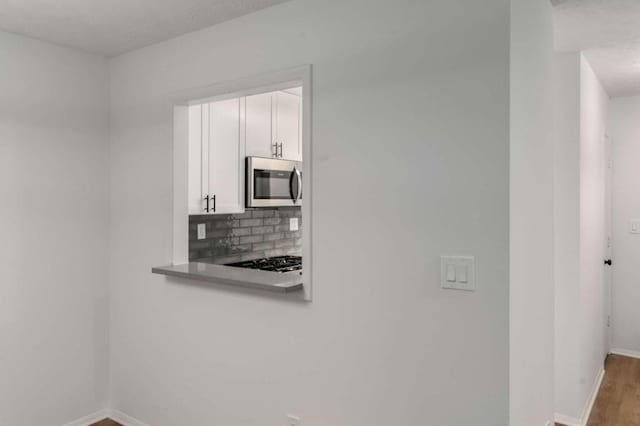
<box><xmin>272</xmin><ymin>142</ymin><xmax>278</xmax><ymax>158</ymax></box>
<box><xmin>204</xmin><ymin>195</ymin><xmax>210</xmax><ymax>213</ymax></box>
<box><xmin>278</xmin><ymin>143</ymin><xmax>283</xmax><ymax>158</ymax></box>
<box><xmin>212</xmin><ymin>195</ymin><xmax>216</xmax><ymax>213</ymax></box>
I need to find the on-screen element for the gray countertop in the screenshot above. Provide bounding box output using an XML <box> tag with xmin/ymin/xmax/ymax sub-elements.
<box><xmin>152</xmin><ymin>262</ymin><xmax>303</xmax><ymax>293</ymax></box>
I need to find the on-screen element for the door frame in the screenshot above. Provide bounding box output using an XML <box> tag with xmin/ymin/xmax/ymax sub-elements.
<box><xmin>604</xmin><ymin>132</ymin><xmax>613</xmax><ymax>355</ymax></box>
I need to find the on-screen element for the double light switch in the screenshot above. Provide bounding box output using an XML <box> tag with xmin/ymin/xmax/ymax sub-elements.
<box><xmin>441</xmin><ymin>256</ymin><xmax>475</xmax><ymax>291</ymax></box>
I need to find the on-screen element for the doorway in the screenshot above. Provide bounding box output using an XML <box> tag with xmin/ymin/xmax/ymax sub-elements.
<box><xmin>604</xmin><ymin>133</ymin><xmax>613</xmax><ymax>358</ymax></box>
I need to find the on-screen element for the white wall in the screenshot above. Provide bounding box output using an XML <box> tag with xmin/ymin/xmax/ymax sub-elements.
<box><xmin>108</xmin><ymin>0</ymin><xmax>510</xmax><ymax>424</ymax></box>
<box><xmin>553</xmin><ymin>53</ymin><xmax>609</xmax><ymax>422</ymax></box>
<box><xmin>578</xmin><ymin>53</ymin><xmax>609</xmax><ymax>411</ymax></box>
<box><xmin>0</xmin><ymin>31</ymin><xmax>110</xmax><ymax>425</ymax></box>
<box><xmin>609</xmin><ymin>96</ymin><xmax>640</xmax><ymax>355</ymax></box>
<box><xmin>510</xmin><ymin>0</ymin><xmax>556</xmax><ymax>424</ymax></box>
<box><xmin>554</xmin><ymin>52</ymin><xmax>582</xmax><ymax>419</ymax></box>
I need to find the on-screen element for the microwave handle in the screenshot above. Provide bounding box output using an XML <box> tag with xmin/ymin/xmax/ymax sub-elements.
<box><xmin>290</xmin><ymin>167</ymin><xmax>302</xmax><ymax>204</ymax></box>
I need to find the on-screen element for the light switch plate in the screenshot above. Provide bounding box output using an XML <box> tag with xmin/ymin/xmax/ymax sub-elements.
<box><xmin>631</xmin><ymin>219</ymin><xmax>640</xmax><ymax>234</ymax></box>
<box><xmin>197</xmin><ymin>223</ymin><xmax>206</xmax><ymax>240</ymax></box>
<box><xmin>290</xmin><ymin>217</ymin><xmax>299</xmax><ymax>231</ymax></box>
<box><xmin>440</xmin><ymin>256</ymin><xmax>475</xmax><ymax>291</ymax></box>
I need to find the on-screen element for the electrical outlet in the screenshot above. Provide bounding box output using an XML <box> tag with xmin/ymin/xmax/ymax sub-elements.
<box><xmin>287</xmin><ymin>414</ymin><xmax>301</xmax><ymax>426</ymax></box>
<box><xmin>197</xmin><ymin>223</ymin><xmax>206</xmax><ymax>240</ymax></box>
<box><xmin>289</xmin><ymin>217</ymin><xmax>299</xmax><ymax>231</ymax></box>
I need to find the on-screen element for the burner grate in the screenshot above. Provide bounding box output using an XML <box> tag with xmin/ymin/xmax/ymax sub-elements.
<box><xmin>226</xmin><ymin>256</ymin><xmax>302</xmax><ymax>273</ymax></box>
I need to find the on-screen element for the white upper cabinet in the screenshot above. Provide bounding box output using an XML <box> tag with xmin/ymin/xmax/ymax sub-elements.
<box><xmin>245</xmin><ymin>92</ymin><xmax>274</xmax><ymax>158</ymax></box>
<box><xmin>188</xmin><ymin>88</ymin><xmax>302</xmax><ymax>216</ymax></box>
<box><xmin>209</xmin><ymin>98</ymin><xmax>244</xmax><ymax>214</ymax></box>
<box><xmin>244</xmin><ymin>88</ymin><xmax>302</xmax><ymax>161</ymax></box>
<box><xmin>275</xmin><ymin>91</ymin><xmax>302</xmax><ymax>162</ymax></box>
<box><xmin>188</xmin><ymin>104</ymin><xmax>204</xmax><ymax>215</ymax></box>
<box><xmin>188</xmin><ymin>99</ymin><xmax>245</xmax><ymax>215</ymax></box>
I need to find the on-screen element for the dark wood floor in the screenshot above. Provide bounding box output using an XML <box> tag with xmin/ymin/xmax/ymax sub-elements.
<box><xmin>558</xmin><ymin>354</ymin><xmax>640</xmax><ymax>426</ymax></box>
<box><xmin>90</xmin><ymin>420</ymin><xmax>122</xmax><ymax>426</ymax></box>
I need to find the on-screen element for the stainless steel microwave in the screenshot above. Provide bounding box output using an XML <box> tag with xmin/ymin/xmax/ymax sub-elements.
<box><xmin>246</xmin><ymin>157</ymin><xmax>302</xmax><ymax>208</ymax></box>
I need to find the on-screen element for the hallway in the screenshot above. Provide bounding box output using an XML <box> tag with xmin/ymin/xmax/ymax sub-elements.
<box><xmin>558</xmin><ymin>355</ymin><xmax>640</xmax><ymax>426</ymax></box>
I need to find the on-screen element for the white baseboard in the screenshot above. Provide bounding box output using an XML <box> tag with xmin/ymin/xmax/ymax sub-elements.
<box><xmin>555</xmin><ymin>367</ymin><xmax>605</xmax><ymax>426</ymax></box>
<box><xmin>108</xmin><ymin>409</ymin><xmax>148</xmax><ymax>426</ymax></box>
<box><xmin>63</xmin><ymin>409</ymin><xmax>111</xmax><ymax>426</ymax></box>
<box><xmin>581</xmin><ymin>367</ymin><xmax>605</xmax><ymax>425</ymax></box>
<box><xmin>554</xmin><ymin>413</ymin><xmax>582</xmax><ymax>426</ymax></box>
<box><xmin>62</xmin><ymin>408</ymin><xmax>147</xmax><ymax>426</ymax></box>
<box><xmin>610</xmin><ymin>347</ymin><xmax>640</xmax><ymax>359</ymax></box>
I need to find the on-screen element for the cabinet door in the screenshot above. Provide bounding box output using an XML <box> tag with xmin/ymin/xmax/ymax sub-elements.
<box><xmin>245</xmin><ymin>92</ymin><xmax>274</xmax><ymax>158</ymax></box>
<box><xmin>275</xmin><ymin>91</ymin><xmax>302</xmax><ymax>161</ymax></box>
<box><xmin>188</xmin><ymin>104</ymin><xmax>205</xmax><ymax>215</ymax></box>
<box><xmin>208</xmin><ymin>98</ymin><xmax>244</xmax><ymax>214</ymax></box>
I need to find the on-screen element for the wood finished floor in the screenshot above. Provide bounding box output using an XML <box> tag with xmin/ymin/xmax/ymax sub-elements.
<box><xmin>557</xmin><ymin>354</ymin><xmax>640</xmax><ymax>426</ymax></box>
<box><xmin>90</xmin><ymin>420</ymin><xmax>122</xmax><ymax>426</ymax></box>
<box><xmin>88</xmin><ymin>356</ymin><xmax>640</xmax><ymax>426</ymax></box>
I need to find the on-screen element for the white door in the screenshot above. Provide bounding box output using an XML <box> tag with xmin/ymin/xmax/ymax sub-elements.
<box><xmin>201</xmin><ymin>102</ymin><xmax>211</xmax><ymax>211</ymax></box>
<box><xmin>245</xmin><ymin>92</ymin><xmax>274</xmax><ymax>158</ymax></box>
<box><xmin>188</xmin><ymin>104</ymin><xmax>204</xmax><ymax>215</ymax></box>
<box><xmin>275</xmin><ymin>91</ymin><xmax>302</xmax><ymax>161</ymax></box>
<box><xmin>208</xmin><ymin>98</ymin><xmax>244</xmax><ymax>214</ymax></box>
<box><xmin>604</xmin><ymin>133</ymin><xmax>613</xmax><ymax>355</ymax></box>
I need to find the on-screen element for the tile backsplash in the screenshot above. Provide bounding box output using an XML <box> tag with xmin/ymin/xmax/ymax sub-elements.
<box><xmin>189</xmin><ymin>207</ymin><xmax>302</xmax><ymax>264</ymax></box>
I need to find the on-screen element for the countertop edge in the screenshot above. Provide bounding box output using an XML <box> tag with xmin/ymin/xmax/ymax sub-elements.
<box><xmin>151</xmin><ymin>264</ymin><xmax>304</xmax><ymax>294</ymax></box>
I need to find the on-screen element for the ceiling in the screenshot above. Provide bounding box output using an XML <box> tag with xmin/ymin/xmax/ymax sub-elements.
<box><xmin>0</xmin><ymin>0</ymin><xmax>290</xmax><ymax>56</ymax></box>
<box><xmin>4</xmin><ymin>0</ymin><xmax>638</xmax><ymax>95</ymax></box>
<box><xmin>553</xmin><ymin>0</ymin><xmax>640</xmax><ymax>97</ymax></box>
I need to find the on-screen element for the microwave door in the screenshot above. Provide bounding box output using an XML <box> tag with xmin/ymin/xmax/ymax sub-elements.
<box><xmin>246</xmin><ymin>157</ymin><xmax>302</xmax><ymax>207</ymax></box>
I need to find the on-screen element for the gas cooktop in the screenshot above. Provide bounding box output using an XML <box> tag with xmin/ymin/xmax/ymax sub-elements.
<box><xmin>225</xmin><ymin>255</ymin><xmax>302</xmax><ymax>273</ymax></box>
